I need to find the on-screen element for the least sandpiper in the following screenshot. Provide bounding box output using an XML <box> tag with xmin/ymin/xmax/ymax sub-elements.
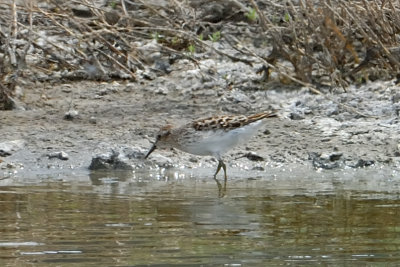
<box><xmin>144</xmin><ymin>111</ymin><xmax>278</xmax><ymax>181</ymax></box>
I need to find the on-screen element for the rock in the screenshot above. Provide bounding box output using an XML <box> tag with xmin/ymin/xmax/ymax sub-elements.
<box><xmin>48</xmin><ymin>151</ymin><xmax>69</xmax><ymax>160</ymax></box>
<box><xmin>243</xmin><ymin>152</ymin><xmax>265</xmax><ymax>162</ymax></box>
<box><xmin>327</xmin><ymin>152</ymin><xmax>343</xmax><ymax>161</ymax></box>
<box><xmin>155</xmin><ymin>86</ymin><xmax>169</xmax><ymax>95</ymax></box>
<box><xmin>71</xmin><ymin>6</ymin><xmax>94</xmax><ymax>18</ymax></box>
<box><xmin>192</xmin><ymin>1</ymin><xmax>243</xmax><ymax>23</ymax></box>
<box><xmin>136</xmin><ymin>40</ymin><xmax>162</xmax><ymax>65</ymax></box>
<box><xmin>146</xmin><ymin>154</ymin><xmax>173</xmax><ymax>168</ymax></box>
<box><xmin>392</xmin><ymin>93</ymin><xmax>400</xmax><ymax>103</ymax></box>
<box><xmin>64</xmin><ymin>110</ymin><xmax>79</xmax><ymax>120</ymax></box>
<box><xmin>252</xmin><ymin>166</ymin><xmax>265</xmax><ymax>171</ymax></box>
<box><xmin>263</xmin><ymin>129</ymin><xmax>271</xmax><ymax>135</ymax></box>
<box><xmin>289</xmin><ymin>112</ymin><xmax>305</xmax><ymax>120</ymax></box>
<box><xmin>0</xmin><ymin>162</ymin><xmax>15</xmax><ymax>169</ymax></box>
<box><xmin>89</xmin><ymin>150</ymin><xmax>133</xmax><ymax>170</ymax></box>
<box><xmin>230</xmin><ymin>91</ymin><xmax>250</xmax><ymax>103</ymax></box>
<box><xmin>309</xmin><ymin>151</ymin><xmax>343</xmax><ymax>169</ymax></box>
<box><xmin>154</xmin><ymin>60</ymin><xmax>172</xmax><ymax>74</ymax></box>
<box><xmin>349</xmin><ymin>159</ymin><xmax>375</xmax><ymax>168</ymax></box>
<box><xmin>89</xmin><ymin>146</ymin><xmax>149</xmax><ymax>171</ymax></box>
<box><xmin>325</xmin><ymin>104</ymin><xmax>339</xmax><ymax>116</ymax></box>
<box><xmin>89</xmin><ymin>117</ymin><xmax>97</xmax><ymax>124</ymax></box>
<box><xmin>119</xmin><ymin>146</ymin><xmax>146</xmax><ymax>159</ymax></box>
<box><xmin>104</xmin><ymin>10</ymin><xmax>120</xmax><ymax>25</ymax></box>
<box><xmin>189</xmin><ymin>156</ymin><xmax>198</xmax><ymax>163</ymax></box>
<box><xmin>0</xmin><ymin>140</ymin><xmax>25</xmax><ymax>157</ymax></box>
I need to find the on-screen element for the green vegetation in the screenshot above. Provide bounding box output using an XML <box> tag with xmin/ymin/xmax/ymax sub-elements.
<box><xmin>208</xmin><ymin>31</ymin><xmax>221</xmax><ymax>43</ymax></box>
<box><xmin>245</xmin><ymin>8</ymin><xmax>258</xmax><ymax>22</ymax></box>
<box><xmin>187</xmin><ymin>44</ymin><xmax>195</xmax><ymax>54</ymax></box>
<box><xmin>109</xmin><ymin>1</ymin><xmax>117</xmax><ymax>9</ymax></box>
<box><xmin>151</xmin><ymin>32</ymin><xmax>161</xmax><ymax>41</ymax></box>
<box><xmin>283</xmin><ymin>13</ymin><xmax>290</xmax><ymax>23</ymax></box>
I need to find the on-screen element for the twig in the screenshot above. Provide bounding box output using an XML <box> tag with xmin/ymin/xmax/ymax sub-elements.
<box><xmin>36</xmin><ymin>8</ymin><xmax>88</xmax><ymax>59</ymax></box>
<box><xmin>37</xmin><ymin>7</ymin><xmax>76</xmax><ymax>36</ymax></box>
<box><xmin>128</xmin><ymin>0</ymin><xmax>176</xmax><ymax>26</ymax></box>
<box><xmin>8</xmin><ymin>0</ymin><xmax>18</xmax><ymax>67</ymax></box>
<box><xmin>344</xmin><ymin>1</ymin><xmax>400</xmax><ymax>69</ymax></box>
<box><xmin>19</xmin><ymin>0</ymin><xmax>34</xmax><ymax>68</ymax></box>
<box><xmin>95</xmin><ymin>48</ymin><xmax>136</xmax><ymax>80</ymax></box>
<box><xmin>17</xmin><ymin>22</ymin><xmax>85</xmax><ymax>62</ymax></box>
<box><xmin>134</xmin><ymin>26</ymin><xmax>254</xmax><ymax>66</ymax></box>
<box><xmin>121</xmin><ymin>0</ymin><xmax>128</xmax><ymax>16</ymax></box>
<box><xmin>81</xmin><ymin>0</ymin><xmax>103</xmax><ymax>18</ymax></box>
<box><xmin>229</xmin><ymin>0</ymin><xmax>251</xmax><ymax>12</ymax></box>
<box><xmin>248</xmin><ymin>0</ymin><xmax>271</xmax><ymax>31</ymax></box>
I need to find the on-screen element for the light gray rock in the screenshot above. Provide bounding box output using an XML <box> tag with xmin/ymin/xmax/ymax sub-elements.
<box><xmin>48</xmin><ymin>151</ymin><xmax>69</xmax><ymax>161</ymax></box>
<box><xmin>64</xmin><ymin>110</ymin><xmax>79</xmax><ymax>120</ymax></box>
<box><xmin>89</xmin><ymin>150</ymin><xmax>133</xmax><ymax>171</ymax></box>
<box><xmin>0</xmin><ymin>140</ymin><xmax>25</xmax><ymax>157</ymax></box>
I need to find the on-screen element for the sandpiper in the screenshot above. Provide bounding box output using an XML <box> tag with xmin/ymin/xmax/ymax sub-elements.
<box><xmin>144</xmin><ymin>111</ymin><xmax>278</xmax><ymax>181</ymax></box>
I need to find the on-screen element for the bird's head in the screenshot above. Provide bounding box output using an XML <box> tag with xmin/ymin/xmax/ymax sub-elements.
<box><xmin>144</xmin><ymin>125</ymin><xmax>173</xmax><ymax>159</ymax></box>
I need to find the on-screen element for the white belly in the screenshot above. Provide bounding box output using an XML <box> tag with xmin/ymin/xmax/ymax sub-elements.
<box><xmin>179</xmin><ymin>120</ymin><xmax>264</xmax><ymax>158</ymax></box>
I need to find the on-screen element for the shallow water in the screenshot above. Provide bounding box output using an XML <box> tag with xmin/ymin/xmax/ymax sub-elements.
<box><xmin>1</xmin><ymin>167</ymin><xmax>400</xmax><ymax>266</ymax></box>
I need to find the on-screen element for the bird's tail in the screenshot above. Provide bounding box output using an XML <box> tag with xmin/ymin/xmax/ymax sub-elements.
<box><xmin>247</xmin><ymin>110</ymin><xmax>278</xmax><ymax>123</ymax></box>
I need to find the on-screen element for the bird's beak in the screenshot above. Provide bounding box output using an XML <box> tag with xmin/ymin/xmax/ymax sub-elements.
<box><xmin>144</xmin><ymin>143</ymin><xmax>157</xmax><ymax>159</ymax></box>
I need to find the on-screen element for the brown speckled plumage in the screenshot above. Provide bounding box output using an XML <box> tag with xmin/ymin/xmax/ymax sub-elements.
<box><xmin>192</xmin><ymin>111</ymin><xmax>277</xmax><ymax>131</ymax></box>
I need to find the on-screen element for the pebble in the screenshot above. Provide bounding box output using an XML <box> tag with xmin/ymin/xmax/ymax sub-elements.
<box><xmin>244</xmin><ymin>152</ymin><xmax>265</xmax><ymax>162</ymax></box>
<box><xmin>48</xmin><ymin>151</ymin><xmax>69</xmax><ymax>161</ymax></box>
<box><xmin>64</xmin><ymin>110</ymin><xmax>79</xmax><ymax>120</ymax></box>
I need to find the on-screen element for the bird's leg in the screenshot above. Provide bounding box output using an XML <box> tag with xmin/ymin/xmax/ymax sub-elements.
<box><xmin>221</xmin><ymin>160</ymin><xmax>227</xmax><ymax>182</ymax></box>
<box><xmin>213</xmin><ymin>160</ymin><xmax>227</xmax><ymax>197</ymax></box>
<box><xmin>213</xmin><ymin>160</ymin><xmax>225</xmax><ymax>178</ymax></box>
<box><xmin>213</xmin><ymin>160</ymin><xmax>228</xmax><ymax>180</ymax></box>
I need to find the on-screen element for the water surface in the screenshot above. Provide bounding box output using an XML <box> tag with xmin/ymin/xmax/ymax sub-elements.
<box><xmin>0</xmin><ymin>167</ymin><xmax>400</xmax><ymax>266</ymax></box>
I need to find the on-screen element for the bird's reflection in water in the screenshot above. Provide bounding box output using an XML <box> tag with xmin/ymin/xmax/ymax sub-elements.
<box><xmin>214</xmin><ymin>177</ymin><xmax>227</xmax><ymax>198</ymax></box>
<box><xmin>89</xmin><ymin>168</ymin><xmax>228</xmax><ymax>198</ymax></box>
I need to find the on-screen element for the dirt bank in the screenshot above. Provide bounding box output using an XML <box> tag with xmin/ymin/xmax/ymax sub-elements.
<box><xmin>1</xmin><ymin>58</ymin><xmax>400</xmax><ymax>180</ymax></box>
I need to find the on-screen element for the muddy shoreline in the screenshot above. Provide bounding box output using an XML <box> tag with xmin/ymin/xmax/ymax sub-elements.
<box><xmin>1</xmin><ymin>59</ymin><xmax>400</xmax><ymax>181</ymax></box>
